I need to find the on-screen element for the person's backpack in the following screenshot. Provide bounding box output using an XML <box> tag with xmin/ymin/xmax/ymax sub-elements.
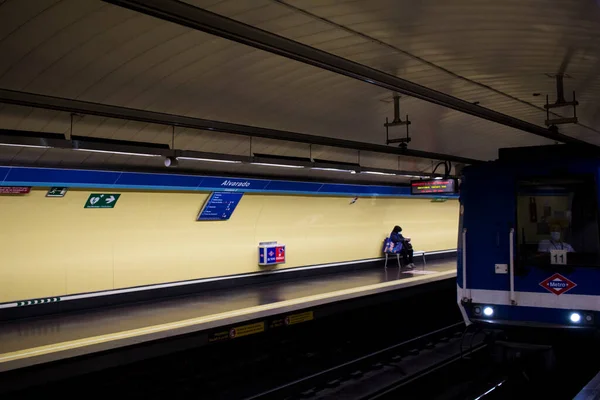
<box><xmin>382</xmin><ymin>237</ymin><xmax>394</xmax><ymax>253</ymax></box>
<box><xmin>383</xmin><ymin>237</ymin><xmax>402</xmax><ymax>253</ymax></box>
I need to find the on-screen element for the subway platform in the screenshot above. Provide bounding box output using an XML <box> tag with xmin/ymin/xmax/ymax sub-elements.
<box><xmin>0</xmin><ymin>256</ymin><xmax>456</xmax><ymax>392</ymax></box>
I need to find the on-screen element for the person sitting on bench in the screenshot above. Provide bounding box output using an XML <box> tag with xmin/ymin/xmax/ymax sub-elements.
<box><xmin>390</xmin><ymin>225</ymin><xmax>414</xmax><ymax>269</ymax></box>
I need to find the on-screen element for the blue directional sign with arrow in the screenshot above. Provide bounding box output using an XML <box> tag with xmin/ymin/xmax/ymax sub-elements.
<box><xmin>84</xmin><ymin>193</ymin><xmax>121</xmax><ymax>209</ymax></box>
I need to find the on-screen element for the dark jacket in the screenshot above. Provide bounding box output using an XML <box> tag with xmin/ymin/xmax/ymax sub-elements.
<box><xmin>391</xmin><ymin>231</ymin><xmax>413</xmax><ymax>251</ymax></box>
<box><xmin>390</xmin><ymin>232</ymin><xmax>405</xmax><ymax>244</ymax></box>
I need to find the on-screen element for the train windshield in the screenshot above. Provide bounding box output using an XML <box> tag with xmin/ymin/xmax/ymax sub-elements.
<box><xmin>516</xmin><ymin>176</ymin><xmax>600</xmax><ymax>268</ymax></box>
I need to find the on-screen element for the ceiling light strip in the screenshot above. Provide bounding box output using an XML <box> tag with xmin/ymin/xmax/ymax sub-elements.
<box><xmin>0</xmin><ymin>143</ymin><xmax>50</xmax><ymax>149</ymax></box>
<box><xmin>251</xmin><ymin>162</ymin><xmax>305</xmax><ymax>169</ymax></box>
<box><xmin>73</xmin><ymin>148</ymin><xmax>160</xmax><ymax>157</ymax></box>
<box><xmin>177</xmin><ymin>157</ymin><xmax>241</xmax><ymax>164</ymax></box>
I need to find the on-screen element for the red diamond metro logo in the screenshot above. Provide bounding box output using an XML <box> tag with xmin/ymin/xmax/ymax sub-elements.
<box><xmin>539</xmin><ymin>273</ymin><xmax>577</xmax><ymax>295</ymax></box>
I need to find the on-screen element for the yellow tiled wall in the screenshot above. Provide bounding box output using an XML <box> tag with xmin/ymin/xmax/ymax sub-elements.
<box><xmin>0</xmin><ymin>189</ymin><xmax>458</xmax><ymax>302</ymax></box>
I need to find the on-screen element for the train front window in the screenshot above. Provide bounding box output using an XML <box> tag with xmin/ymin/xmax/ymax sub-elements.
<box><xmin>516</xmin><ymin>176</ymin><xmax>600</xmax><ymax>267</ymax></box>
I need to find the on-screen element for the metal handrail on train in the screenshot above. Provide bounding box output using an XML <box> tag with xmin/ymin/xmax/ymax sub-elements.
<box><xmin>509</xmin><ymin>228</ymin><xmax>516</xmax><ymax>305</ymax></box>
<box><xmin>462</xmin><ymin>228</ymin><xmax>469</xmax><ymax>301</ymax></box>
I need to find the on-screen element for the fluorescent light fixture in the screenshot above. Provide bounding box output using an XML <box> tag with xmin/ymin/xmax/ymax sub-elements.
<box><xmin>72</xmin><ymin>137</ymin><xmax>170</xmax><ymax>158</ymax></box>
<box><xmin>251</xmin><ymin>153</ymin><xmax>311</xmax><ymax>169</ymax></box>
<box><xmin>177</xmin><ymin>157</ymin><xmax>241</xmax><ymax>164</ymax></box>
<box><xmin>400</xmin><ymin>174</ymin><xmax>428</xmax><ymax>179</ymax></box>
<box><xmin>361</xmin><ymin>171</ymin><xmax>396</xmax><ymax>176</ymax></box>
<box><xmin>311</xmin><ymin>158</ymin><xmax>360</xmax><ymax>174</ymax></box>
<box><xmin>251</xmin><ymin>162</ymin><xmax>305</xmax><ymax>169</ymax></box>
<box><xmin>0</xmin><ymin>143</ymin><xmax>50</xmax><ymax>149</ymax></box>
<box><xmin>73</xmin><ymin>148</ymin><xmax>160</xmax><ymax>157</ymax></box>
<box><xmin>434</xmin><ymin>177</ymin><xmax>443</xmax><ymax>180</ymax></box>
<box><xmin>311</xmin><ymin>167</ymin><xmax>356</xmax><ymax>173</ymax></box>
<box><xmin>0</xmin><ymin>131</ymin><xmax>65</xmax><ymax>149</ymax></box>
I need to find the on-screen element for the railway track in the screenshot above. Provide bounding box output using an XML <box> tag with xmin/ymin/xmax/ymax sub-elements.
<box><xmin>245</xmin><ymin>322</ymin><xmax>487</xmax><ymax>400</ymax></box>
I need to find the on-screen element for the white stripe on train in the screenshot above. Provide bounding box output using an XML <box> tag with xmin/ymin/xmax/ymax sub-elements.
<box><xmin>459</xmin><ymin>285</ymin><xmax>600</xmax><ymax>311</ymax></box>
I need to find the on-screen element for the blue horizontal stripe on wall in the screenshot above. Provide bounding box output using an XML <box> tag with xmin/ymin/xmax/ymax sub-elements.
<box><xmin>116</xmin><ymin>171</ymin><xmax>204</xmax><ymax>188</ymax></box>
<box><xmin>0</xmin><ymin>166</ymin><xmax>459</xmax><ymax>198</ymax></box>
<box><xmin>320</xmin><ymin>183</ymin><xmax>400</xmax><ymax>196</ymax></box>
<box><xmin>264</xmin><ymin>180</ymin><xmax>323</xmax><ymax>193</ymax></box>
<box><xmin>0</xmin><ymin>167</ymin><xmax>9</xmax><ymax>182</ymax></box>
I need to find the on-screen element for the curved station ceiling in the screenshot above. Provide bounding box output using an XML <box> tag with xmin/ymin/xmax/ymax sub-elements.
<box><xmin>0</xmin><ymin>0</ymin><xmax>599</xmax><ymax>183</ymax></box>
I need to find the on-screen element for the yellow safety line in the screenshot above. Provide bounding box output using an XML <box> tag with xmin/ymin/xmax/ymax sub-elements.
<box><xmin>0</xmin><ymin>269</ymin><xmax>456</xmax><ymax>367</ymax></box>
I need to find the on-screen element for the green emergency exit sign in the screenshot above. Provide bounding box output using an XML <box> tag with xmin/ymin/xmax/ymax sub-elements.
<box><xmin>84</xmin><ymin>193</ymin><xmax>121</xmax><ymax>209</ymax></box>
<box><xmin>46</xmin><ymin>187</ymin><xmax>68</xmax><ymax>197</ymax></box>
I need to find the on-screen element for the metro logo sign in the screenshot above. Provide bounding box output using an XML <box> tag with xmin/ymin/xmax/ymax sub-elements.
<box><xmin>539</xmin><ymin>273</ymin><xmax>577</xmax><ymax>295</ymax></box>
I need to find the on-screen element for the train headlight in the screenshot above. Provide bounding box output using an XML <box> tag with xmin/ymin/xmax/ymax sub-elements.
<box><xmin>483</xmin><ymin>306</ymin><xmax>494</xmax><ymax>317</ymax></box>
<box><xmin>570</xmin><ymin>312</ymin><xmax>581</xmax><ymax>323</ymax></box>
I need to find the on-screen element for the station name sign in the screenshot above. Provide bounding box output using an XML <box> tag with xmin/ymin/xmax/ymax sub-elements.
<box><xmin>410</xmin><ymin>178</ymin><xmax>458</xmax><ymax>195</ymax></box>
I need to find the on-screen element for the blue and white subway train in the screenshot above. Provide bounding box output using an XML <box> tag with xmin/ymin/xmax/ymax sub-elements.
<box><xmin>457</xmin><ymin>144</ymin><xmax>600</xmax><ymax>340</ymax></box>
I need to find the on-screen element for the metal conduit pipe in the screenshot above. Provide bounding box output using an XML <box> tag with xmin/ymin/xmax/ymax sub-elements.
<box><xmin>0</xmin><ymin>89</ymin><xmax>480</xmax><ymax>165</ymax></box>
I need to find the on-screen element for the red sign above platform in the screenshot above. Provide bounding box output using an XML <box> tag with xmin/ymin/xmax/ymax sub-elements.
<box><xmin>0</xmin><ymin>186</ymin><xmax>31</xmax><ymax>194</ymax></box>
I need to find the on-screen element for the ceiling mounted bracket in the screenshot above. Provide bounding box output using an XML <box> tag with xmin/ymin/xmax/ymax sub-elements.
<box><xmin>68</xmin><ymin>113</ymin><xmax>84</xmax><ymax>141</ymax></box>
<box><xmin>384</xmin><ymin>94</ymin><xmax>411</xmax><ymax>150</ymax></box>
<box><xmin>544</xmin><ymin>74</ymin><xmax>579</xmax><ymax>127</ymax></box>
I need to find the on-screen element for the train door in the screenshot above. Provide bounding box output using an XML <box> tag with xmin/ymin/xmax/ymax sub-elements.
<box><xmin>460</xmin><ymin>167</ymin><xmax>515</xmax><ymax>295</ymax></box>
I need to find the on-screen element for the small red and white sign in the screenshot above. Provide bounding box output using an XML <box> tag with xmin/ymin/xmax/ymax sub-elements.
<box><xmin>0</xmin><ymin>186</ymin><xmax>31</xmax><ymax>194</ymax></box>
<box><xmin>540</xmin><ymin>273</ymin><xmax>577</xmax><ymax>295</ymax></box>
<box><xmin>275</xmin><ymin>246</ymin><xmax>285</xmax><ymax>263</ymax></box>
